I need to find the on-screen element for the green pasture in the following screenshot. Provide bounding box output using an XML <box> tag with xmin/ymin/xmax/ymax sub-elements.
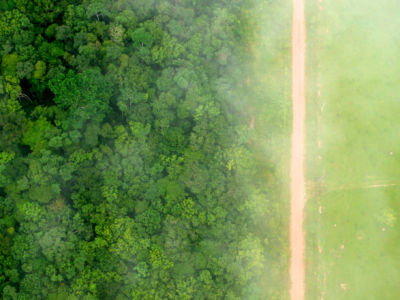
<box><xmin>306</xmin><ymin>0</ymin><xmax>400</xmax><ymax>299</ymax></box>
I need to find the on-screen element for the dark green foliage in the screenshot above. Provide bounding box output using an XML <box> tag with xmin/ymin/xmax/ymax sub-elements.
<box><xmin>49</xmin><ymin>68</ymin><xmax>113</xmax><ymax>128</ymax></box>
<box><xmin>0</xmin><ymin>0</ymin><xmax>284</xmax><ymax>299</ymax></box>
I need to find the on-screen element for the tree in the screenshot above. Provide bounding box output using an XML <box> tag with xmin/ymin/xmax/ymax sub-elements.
<box><xmin>14</xmin><ymin>0</ymin><xmax>66</xmax><ymax>25</ymax></box>
<box><xmin>86</xmin><ymin>1</ymin><xmax>112</xmax><ymax>22</ymax></box>
<box><xmin>49</xmin><ymin>68</ymin><xmax>113</xmax><ymax>128</ymax></box>
<box><xmin>21</xmin><ymin>116</ymin><xmax>59</xmax><ymax>153</ymax></box>
<box><xmin>0</xmin><ymin>9</ymin><xmax>33</xmax><ymax>47</ymax></box>
<box><xmin>55</xmin><ymin>25</ymin><xmax>72</xmax><ymax>41</ymax></box>
<box><xmin>0</xmin><ymin>0</ymin><xmax>283</xmax><ymax>298</ymax></box>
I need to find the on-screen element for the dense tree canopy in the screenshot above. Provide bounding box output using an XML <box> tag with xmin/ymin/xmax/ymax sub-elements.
<box><xmin>0</xmin><ymin>0</ymin><xmax>285</xmax><ymax>299</ymax></box>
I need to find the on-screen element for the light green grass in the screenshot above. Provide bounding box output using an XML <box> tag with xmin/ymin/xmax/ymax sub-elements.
<box><xmin>306</xmin><ymin>0</ymin><xmax>400</xmax><ymax>299</ymax></box>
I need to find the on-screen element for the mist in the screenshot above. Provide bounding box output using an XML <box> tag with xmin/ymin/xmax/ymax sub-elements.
<box><xmin>1</xmin><ymin>0</ymin><xmax>398</xmax><ymax>299</ymax></box>
<box><xmin>0</xmin><ymin>0</ymin><xmax>294</xmax><ymax>299</ymax></box>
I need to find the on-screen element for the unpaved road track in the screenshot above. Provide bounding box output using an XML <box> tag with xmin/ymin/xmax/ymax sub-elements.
<box><xmin>290</xmin><ymin>0</ymin><xmax>306</xmax><ymax>299</ymax></box>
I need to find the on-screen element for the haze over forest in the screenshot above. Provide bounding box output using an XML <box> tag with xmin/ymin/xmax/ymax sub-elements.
<box><xmin>0</xmin><ymin>0</ymin><xmax>290</xmax><ymax>299</ymax></box>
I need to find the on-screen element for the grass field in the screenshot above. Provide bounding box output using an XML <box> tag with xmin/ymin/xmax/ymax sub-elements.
<box><xmin>305</xmin><ymin>0</ymin><xmax>400</xmax><ymax>299</ymax></box>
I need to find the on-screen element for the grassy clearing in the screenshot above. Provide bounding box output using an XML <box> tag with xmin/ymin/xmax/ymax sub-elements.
<box><xmin>306</xmin><ymin>0</ymin><xmax>400</xmax><ymax>299</ymax></box>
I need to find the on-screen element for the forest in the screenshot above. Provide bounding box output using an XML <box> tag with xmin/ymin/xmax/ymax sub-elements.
<box><xmin>0</xmin><ymin>0</ymin><xmax>287</xmax><ymax>299</ymax></box>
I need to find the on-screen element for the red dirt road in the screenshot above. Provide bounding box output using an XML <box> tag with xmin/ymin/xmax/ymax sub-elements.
<box><xmin>290</xmin><ymin>0</ymin><xmax>306</xmax><ymax>299</ymax></box>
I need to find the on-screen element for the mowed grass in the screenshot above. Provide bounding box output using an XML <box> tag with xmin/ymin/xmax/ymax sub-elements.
<box><xmin>318</xmin><ymin>189</ymin><xmax>400</xmax><ymax>299</ymax></box>
<box><xmin>306</xmin><ymin>0</ymin><xmax>400</xmax><ymax>299</ymax></box>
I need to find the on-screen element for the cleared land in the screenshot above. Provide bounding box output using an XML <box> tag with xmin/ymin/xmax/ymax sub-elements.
<box><xmin>306</xmin><ymin>0</ymin><xmax>400</xmax><ymax>299</ymax></box>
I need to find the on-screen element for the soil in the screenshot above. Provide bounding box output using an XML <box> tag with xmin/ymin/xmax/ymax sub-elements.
<box><xmin>290</xmin><ymin>0</ymin><xmax>307</xmax><ymax>299</ymax></box>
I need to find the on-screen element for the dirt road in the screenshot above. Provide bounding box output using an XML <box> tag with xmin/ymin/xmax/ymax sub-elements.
<box><xmin>290</xmin><ymin>0</ymin><xmax>306</xmax><ymax>299</ymax></box>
